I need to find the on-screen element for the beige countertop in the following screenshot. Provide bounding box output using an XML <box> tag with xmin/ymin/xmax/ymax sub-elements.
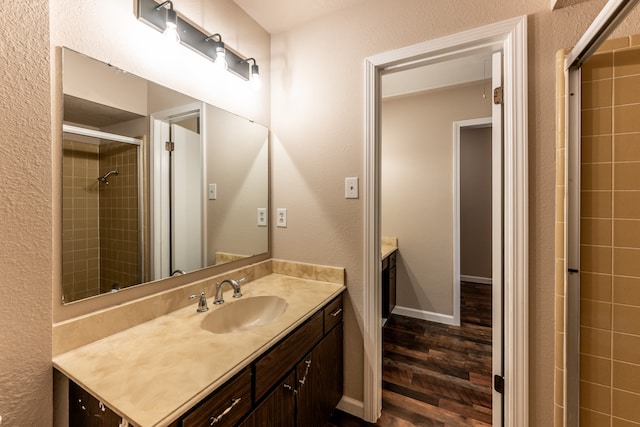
<box><xmin>53</xmin><ymin>274</ymin><xmax>345</xmax><ymax>427</ymax></box>
<box><xmin>381</xmin><ymin>236</ymin><xmax>398</xmax><ymax>260</ymax></box>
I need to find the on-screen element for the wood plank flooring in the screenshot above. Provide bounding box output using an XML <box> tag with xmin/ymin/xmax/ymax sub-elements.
<box><xmin>328</xmin><ymin>281</ymin><xmax>493</xmax><ymax>427</ymax></box>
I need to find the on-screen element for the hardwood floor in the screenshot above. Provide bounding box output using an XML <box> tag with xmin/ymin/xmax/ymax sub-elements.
<box><xmin>328</xmin><ymin>281</ymin><xmax>493</xmax><ymax>427</ymax></box>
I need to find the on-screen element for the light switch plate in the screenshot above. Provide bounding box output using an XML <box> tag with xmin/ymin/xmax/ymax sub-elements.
<box><xmin>208</xmin><ymin>183</ymin><xmax>217</xmax><ymax>200</ymax></box>
<box><xmin>277</xmin><ymin>208</ymin><xmax>287</xmax><ymax>228</ymax></box>
<box><xmin>257</xmin><ymin>208</ymin><xmax>267</xmax><ymax>226</ymax></box>
<box><xmin>345</xmin><ymin>177</ymin><xmax>359</xmax><ymax>199</ymax></box>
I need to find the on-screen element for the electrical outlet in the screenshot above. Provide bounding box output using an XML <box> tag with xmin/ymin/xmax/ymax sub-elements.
<box><xmin>277</xmin><ymin>208</ymin><xmax>287</xmax><ymax>228</ymax></box>
<box><xmin>257</xmin><ymin>208</ymin><xmax>267</xmax><ymax>226</ymax></box>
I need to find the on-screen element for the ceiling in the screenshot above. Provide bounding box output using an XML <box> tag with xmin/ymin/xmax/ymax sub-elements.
<box><xmin>233</xmin><ymin>0</ymin><xmax>366</xmax><ymax>34</ymax></box>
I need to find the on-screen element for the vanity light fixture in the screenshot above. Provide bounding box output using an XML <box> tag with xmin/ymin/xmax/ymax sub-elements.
<box><xmin>205</xmin><ymin>34</ymin><xmax>229</xmax><ymax>71</ymax></box>
<box><xmin>135</xmin><ymin>0</ymin><xmax>259</xmax><ymax>85</ymax></box>
<box><xmin>156</xmin><ymin>0</ymin><xmax>179</xmax><ymax>44</ymax></box>
<box><xmin>243</xmin><ymin>58</ymin><xmax>261</xmax><ymax>90</ymax></box>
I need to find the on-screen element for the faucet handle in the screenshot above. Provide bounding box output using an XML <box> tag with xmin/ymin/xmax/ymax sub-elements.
<box><xmin>189</xmin><ymin>291</ymin><xmax>209</xmax><ymax>312</ymax></box>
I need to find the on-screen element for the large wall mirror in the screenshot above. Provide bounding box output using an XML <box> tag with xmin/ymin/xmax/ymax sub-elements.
<box><xmin>61</xmin><ymin>48</ymin><xmax>269</xmax><ymax>304</ymax></box>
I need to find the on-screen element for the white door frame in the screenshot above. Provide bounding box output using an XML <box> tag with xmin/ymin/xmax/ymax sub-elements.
<box><xmin>453</xmin><ymin>117</ymin><xmax>492</xmax><ymax>327</ymax></box>
<box><xmin>363</xmin><ymin>16</ymin><xmax>528</xmax><ymax>425</ymax></box>
<box><xmin>149</xmin><ymin>102</ymin><xmax>206</xmax><ymax>280</ymax></box>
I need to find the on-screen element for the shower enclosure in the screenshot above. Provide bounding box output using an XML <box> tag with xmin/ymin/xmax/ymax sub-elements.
<box><xmin>62</xmin><ymin>125</ymin><xmax>143</xmax><ymax>302</ymax></box>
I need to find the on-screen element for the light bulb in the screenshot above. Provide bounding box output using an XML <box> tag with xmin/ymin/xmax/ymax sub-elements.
<box><xmin>163</xmin><ymin>8</ymin><xmax>180</xmax><ymax>44</ymax></box>
<box><xmin>250</xmin><ymin>64</ymin><xmax>262</xmax><ymax>90</ymax></box>
<box><xmin>214</xmin><ymin>46</ymin><xmax>228</xmax><ymax>71</ymax></box>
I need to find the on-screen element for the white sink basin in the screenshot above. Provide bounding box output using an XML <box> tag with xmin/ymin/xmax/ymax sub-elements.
<box><xmin>201</xmin><ymin>296</ymin><xmax>288</xmax><ymax>334</ymax></box>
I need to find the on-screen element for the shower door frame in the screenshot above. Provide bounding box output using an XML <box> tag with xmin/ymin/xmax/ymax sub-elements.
<box><xmin>564</xmin><ymin>0</ymin><xmax>640</xmax><ymax>425</ymax></box>
<box><xmin>61</xmin><ymin>124</ymin><xmax>145</xmax><ymax>298</ymax></box>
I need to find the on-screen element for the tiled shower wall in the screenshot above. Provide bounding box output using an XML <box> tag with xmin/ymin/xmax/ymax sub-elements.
<box><xmin>62</xmin><ymin>140</ymin><xmax>101</xmax><ymax>301</ymax></box>
<box><xmin>98</xmin><ymin>141</ymin><xmax>140</xmax><ymax>292</ymax></box>
<box><xmin>62</xmin><ymin>139</ymin><xmax>140</xmax><ymax>302</ymax></box>
<box><xmin>556</xmin><ymin>36</ymin><xmax>640</xmax><ymax>427</ymax></box>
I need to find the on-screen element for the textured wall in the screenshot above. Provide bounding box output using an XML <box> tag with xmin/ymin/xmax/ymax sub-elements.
<box><xmin>270</xmin><ymin>0</ymin><xmax>640</xmax><ymax>424</ymax></box>
<box><xmin>0</xmin><ymin>1</ymin><xmax>53</xmax><ymax>425</ymax></box>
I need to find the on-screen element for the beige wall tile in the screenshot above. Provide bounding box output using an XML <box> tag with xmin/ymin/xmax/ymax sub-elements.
<box><xmin>614</xmin><ymin>248</ymin><xmax>640</xmax><ymax>277</ymax></box>
<box><xmin>613</xmin><ymin>304</ymin><xmax>640</xmax><ymax>335</ymax></box>
<box><xmin>582</xmin><ymin>327</ymin><xmax>612</xmax><ymax>358</ymax></box>
<box><xmin>582</xmin><ymin>191</ymin><xmax>612</xmax><ymax>218</ymax></box>
<box><xmin>581</xmin><ymin>354</ymin><xmax>612</xmax><ymax>386</ymax></box>
<box><xmin>555</xmin><ymin>367</ymin><xmax>564</xmax><ymax>405</ymax></box>
<box><xmin>581</xmin><ymin>218</ymin><xmax>612</xmax><ymax>246</ymax></box>
<box><xmin>555</xmin><ymin>404</ymin><xmax>564</xmax><ymax>427</ymax></box>
<box><xmin>582</xmin><ymin>163</ymin><xmax>612</xmax><ymax>191</ymax></box>
<box><xmin>557</xmin><ymin>259</ymin><xmax>566</xmax><ymax>296</ymax></box>
<box><xmin>583</xmin><ymin>78</ymin><xmax>613</xmax><ymax>109</ymax></box>
<box><xmin>612</xmin><ymin>389</ymin><xmax>640</xmax><ymax>423</ymax></box>
<box><xmin>613</xmin><ymin>361</ymin><xmax>640</xmax><ymax>394</ymax></box>
<box><xmin>614</xmin><ymin>276</ymin><xmax>640</xmax><ymax>307</ymax></box>
<box><xmin>615</xmin><ymin>49</ymin><xmax>640</xmax><ymax>78</ymax></box>
<box><xmin>583</xmin><ymin>135</ymin><xmax>613</xmax><ymax>163</ymax></box>
<box><xmin>613</xmin><ymin>332</ymin><xmax>640</xmax><ymax>364</ymax></box>
<box><xmin>556</xmin><ymin>330</ymin><xmax>565</xmax><ymax>368</ymax></box>
<box><xmin>597</xmin><ymin>37</ymin><xmax>630</xmax><ymax>53</ymax></box>
<box><xmin>582</xmin><ymin>107</ymin><xmax>613</xmax><ymax>136</ymax></box>
<box><xmin>581</xmin><ymin>408</ymin><xmax>611</xmax><ymax>427</ymax></box>
<box><xmin>612</xmin><ymin>417</ymin><xmax>640</xmax><ymax>427</ymax></box>
<box><xmin>557</xmin><ymin>148</ymin><xmax>565</xmax><ymax>186</ymax></box>
<box><xmin>616</xmin><ymin>105</ymin><xmax>640</xmax><ymax>134</ymax></box>
<box><xmin>581</xmin><ymin>299</ymin><xmax>612</xmax><ymax>330</ymax></box>
<box><xmin>631</xmin><ymin>35</ymin><xmax>640</xmax><ymax>47</ymax></box>
<box><xmin>581</xmin><ymin>272</ymin><xmax>612</xmax><ymax>302</ymax></box>
<box><xmin>581</xmin><ymin>245</ymin><xmax>612</xmax><ymax>274</ymax></box>
<box><xmin>615</xmin><ymin>163</ymin><xmax>640</xmax><ymax>191</ymax></box>
<box><xmin>614</xmin><ymin>220</ymin><xmax>640</xmax><ymax>247</ymax></box>
<box><xmin>615</xmin><ymin>75</ymin><xmax>640</xmax><ymax>106</ymax></box>
<box><xmin>583</xmin><ymin>52</ymin><xmax>614</xmax><ymax>82</ymax></box>
<box><xmin>556</xmin><ymin>295</ymin><xmax>565</xmax><ymax>333</ymax></box>
<box><xmin>581</xmin><ymin>381</ymin><xmax>612</xmax><ymax>414</ymax></box>
<box><xmin>557</xmin><ymin>185</ymin><xmax>565</xmax><ymax>222</ymax></box>
<box><xmin>614</xmin><ymin>192</ymin><xmax>640</xmax><ymax>219</ymax></box>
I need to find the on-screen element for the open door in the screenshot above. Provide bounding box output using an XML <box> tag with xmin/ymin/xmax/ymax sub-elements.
<box><xmin>171</xmin><ymin>123</ymin><xmax>203</xmax><ymax>274</ymax></box>
<box><xmin>491</xmin><ymin>50</ymin><xmax>504</xmax><ymax>427</ymax></box>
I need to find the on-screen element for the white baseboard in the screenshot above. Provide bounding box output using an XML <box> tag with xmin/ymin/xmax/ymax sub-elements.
<box><xmin>391</xmin><ymin>305</ymin><xmax>458</xmax><ymax>326</ymax></box>
<box><xmin>337</xmin><ymin>395</ymin><xmax>364</xmax><ymax>419</ymax></box>
<box><xmin>460</xmin><ymin>275</ymin><xmax>492</xmax><ymax>285</ymax></box>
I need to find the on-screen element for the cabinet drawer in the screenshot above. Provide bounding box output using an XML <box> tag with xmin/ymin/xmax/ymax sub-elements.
<box><xmin>182</xmin><ymin>368</ymin><xmax>251</xmax><ymax>427</ymax></box>
<box><xmin>254</xmin><ymin>311</ymin><xmax>323</xmax><ymax>401</ymax></box>
<box><xmin>388</xmin><ymin>251</ymin><xmax>397</xmax><ymax>265</ymax></box>
<box><xmin>323</xmin><ymin>294</ymin><xmax>343</xmax><ymax>333</ymax></box>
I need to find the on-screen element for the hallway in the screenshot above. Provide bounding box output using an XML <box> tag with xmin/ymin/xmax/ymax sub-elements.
<box><xmin>329</xmin><ymin>281</ymin><xmax>493</xmax><ymax>426</ymax></box>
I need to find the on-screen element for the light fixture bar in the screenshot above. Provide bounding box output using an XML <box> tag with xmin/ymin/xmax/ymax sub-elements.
<box><xmin>135</xmin><ymin>0</ymin><xmax>252</xmax><ymax>80</ymax></box>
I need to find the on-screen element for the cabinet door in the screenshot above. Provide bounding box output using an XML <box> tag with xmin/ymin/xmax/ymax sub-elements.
<box><xmin>69</xmin><ymin>381</ymin><xmax>123</xmax><ymax>427</ymax></box>
<box><xmin>239</xmin><ymin>372</ymin><xmax>296</xmax><ymax>427</ymax></box>
<box><xmin>296</xmin><ymin>324</ymin><xmax>344</xmax><ymax>427</ymax></box>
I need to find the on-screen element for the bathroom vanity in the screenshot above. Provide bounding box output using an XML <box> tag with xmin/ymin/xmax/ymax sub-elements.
<box><xmin>381</xmin><ymin>237</ymin><xmax>398</xmax><ymax>319</ymax></box>
<box><xmin>54</xmin><ymin>267</ymin><xmax>345</xmax><ymax>427</ymax></box>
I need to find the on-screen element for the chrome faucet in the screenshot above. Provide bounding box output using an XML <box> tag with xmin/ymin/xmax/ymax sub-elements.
<box><xmin>188</xmin><ymin>291</ymin><xmax>209</xmax><ymax>312</ymax></box>
<box><xmin>214</xmin><ymin>278</ymin><xmax>245</xmax><ymax>305</ymax></box>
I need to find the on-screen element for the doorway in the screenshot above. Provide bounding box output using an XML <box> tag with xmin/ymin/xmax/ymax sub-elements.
<box><xmin>151</xmin><ymin>103</ymin><xmax>205</xmax><ymax>280</ymax></box>
<box><xmin>363</xmin><ymin>16</ymin><xmax>528</xmax><ymax>426</ymax></box>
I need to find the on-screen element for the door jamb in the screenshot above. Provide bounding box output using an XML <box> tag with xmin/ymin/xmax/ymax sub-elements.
<box><xmin>363</xmin><ymin>16</ymin><xmax>528</xmax><ymax>425</ymax></box>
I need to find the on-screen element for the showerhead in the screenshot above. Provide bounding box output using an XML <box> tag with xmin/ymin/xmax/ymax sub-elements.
<box><xmin>97</xmin><ymin>168</ymin><xmax>119</xmax><ymax>185</ymax></box>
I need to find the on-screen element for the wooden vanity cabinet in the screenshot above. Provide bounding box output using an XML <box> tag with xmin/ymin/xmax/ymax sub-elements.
<box><xmin>382</xmin><ymin>251</ymin><xmax>397</xmax><ymax>318</ymax></box>
<box><xmin>242</xmin><ymin>294</ymin><xmax>344</xmax><ymax>427</ymax></box>
<box><xmin>67</xmin><ymin>294</ymin><xmax>344</xmax><ymax>427</ymax></box>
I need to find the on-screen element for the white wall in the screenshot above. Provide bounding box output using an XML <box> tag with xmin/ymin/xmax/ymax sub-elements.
<box><xmin>270</xmin><ymin>0</ymin><xmax>640</xmax><ymax>423</ymax></box>
<box><xmin>382</xmin><ymin>83</ymin><xmax>491</xmax><ymax>317</ymax></box>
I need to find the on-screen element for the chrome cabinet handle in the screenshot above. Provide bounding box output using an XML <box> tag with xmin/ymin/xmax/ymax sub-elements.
<box><xmin>209</xmin><ymin>398</ymin><xmax>241</xmax><ymax>425</ymax></box>
<box><xmin>298</xmin><ymin>360</ymin><xmax>312</xmax><ymax>386</ymax></box>
<box><xmin>283</xmin><ymin>383</ymin><xmax>298</xmax><ymax>395</ymax></box>
<box><xmin>330</xmin><ymin>308</ymin><xmax>342</xmax><ymax>317</ymax></box>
